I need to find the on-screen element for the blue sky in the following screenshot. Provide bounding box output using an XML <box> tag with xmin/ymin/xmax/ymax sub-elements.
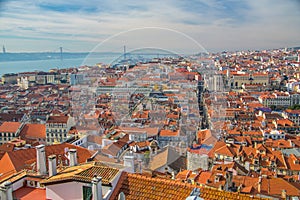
<box><xmin>1</xmin><ymin>0</ymin><xmax>300</xmax><ymax>53</ymax></box>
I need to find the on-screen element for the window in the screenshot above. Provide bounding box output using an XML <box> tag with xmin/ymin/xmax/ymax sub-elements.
<box><xmin>82</xmin><ymin>186</ymin><xmax>92</xmax><ymax>200</ymax></box>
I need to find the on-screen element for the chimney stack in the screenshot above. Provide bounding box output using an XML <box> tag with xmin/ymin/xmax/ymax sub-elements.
<box><xmin>118</xmin><ymin>192</ymin><xmax>126</xmax><ymax>200</ymax></box>
<box><xmin>48</xmin><ymin>155</ymin><xmax>57</xmax><ymax>177</ymax></box>
<box><xmin>92</xmin><ymin>176</ymin><xmax>103</xmax><ymax>200</ymax></box>
<box><xmin>225</xmin><ymin>171</ymin><xmax>233</xmax><ymax>191</ymax></box>
<box><xmin>124</xmin><ymin>155</ymin><xmax>135</xmax><ymax>173</ymax></box>
<box><xmin>69</xmin><ymin>149</ymin><xmax>78</xmax><ymax>167</ymax></box>
<box><xmin>281</xmin><ymin>189</ymin><xmax>287</xmax><ymax>199</ymax></box>
<box><xmin>0</xmin><ymin>181</ymin><xmax>13</xmax><ymax>200</ymax></box>
<box><xmin>258</xmin><ymin>176</ymin><xmax>262</xmax><ymax>193</ymax></box>
<box><xmin>171</xmin><ymin>171</ymin><xmax>175</xmax><ymax>180</ymax></box>
<box><xmin>36</xmin><ymin>144</ymin><xmax>47</xmax><ymax>175</ymax></box>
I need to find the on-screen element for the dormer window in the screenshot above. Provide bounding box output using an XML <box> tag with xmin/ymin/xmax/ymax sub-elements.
<box><xmin>271</xmin><ymin>160</ymin><xmax>276</xmax><ymax>166</ymax></box>
<box><xmin>214</xmin><ymin>176</ymin><xmax>220</xmax><ymax>183</ymax></box>
<box><xmin>295</xmin><ymin>160</ymin><xmax>299</xmax><ymax>165</ymax></box>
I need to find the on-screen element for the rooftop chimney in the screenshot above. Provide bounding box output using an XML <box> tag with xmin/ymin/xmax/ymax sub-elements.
<box><xmin>69</xmin><ymin>149</ymin><xmax>78</xmax><ymax>167</ymax></box>
<box><xmin>258</xmin><ymin>176</ymin><xmax>262</xmax><ymax>193</ymax></box>
<box><xmin>92</xmin><ymin>176</ymin><xmax>103</xmax><ymax>200</ymax></box>
<box><xmin>171</xmin><ymin>171</ymin><xmax>175</xmax><ymax>180</ymax></box>
<box><xmin>124</xmin><ymin>155</ymin><xmax>135</xmax><ymax>173</ymax></box>
<box><xmin>0</xmin><ymin>181</ymin><xmax>13</xmax><ymax>200</ymax></box>
<box><xmin>225</xmin><ymin>171</ymin><xmax>233</xmax><ymax>191</ymax></box>
<box><xmin>118</xmin><ymin>192</ymin><xmax>126</xmax><ymax>200</ymax></box>
<box><xmin>281</xmin><ymin>189</ymin><xmax>287</xmax><ymax>199</ymax></box>
<box><xmin>48</xmin><ymin>155</ymin><xmax>57</xmax><ymax>177</ymax></box>
<box><xmin>36</xmin><ymin>144</ymin><xmax>47</xmax><ymax>175</ymax></box>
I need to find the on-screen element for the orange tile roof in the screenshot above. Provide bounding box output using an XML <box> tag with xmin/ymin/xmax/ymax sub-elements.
<box><xmin>131</xmin><ymin>110</ymin><xmax>149</xmax><ymax>119</ymax></box>
<box><xmin>197</xmin><ymin>129</ymin><xmax>211</xmax><ymax>144</ymax></box>
<box><xmin>214</xmin><ymin>145</ymin><xmax>237</xmax><ymax>157</ymax></box>
<box><xmin>0</xmin><ymin>143</ymin><xmax>94</xmax><ymax>176</ymax></box>
<box><xmin>233</xmin><ymin>175</ymin><xmax>259</xmax><ymax>193</ymax></box>
<box><xmin>176</xmin><ymin>170</ymin><xmax>191</xmax><ymax>180</ymax></box>
<box><xmin>285</xmin><ymin>154</ymin><xmax>300</xmax><ymax>171</ymax></box>
<box><xmin>41</xmin><ymin>161</ymin><xmax>120</xmax><ymax>185</ymax></box>
<box><xmin>159</xmin><ymin>129</ymin><xmax>179</xmax><ymax>137</ymax></box>
<box><xmin>149</xmin><ymin>146</ymin><xmax>182</xmax><ymax>171</ymax></box>
<box><xmin>166</xmin><ymin>113</ymin><xmax>179</xmax><ymax>119</ymax></box>
<box><xmin>195</xmin><ymin>171</ymin><xmax>212</xmax><ymax>185</ymax></box>
<box><xmin>265</xmin><ymin>139</ymin><xmax>292</xmax><ymax>149</ymax></box>
<box><xmin>109</xmin><ymin>172</ymin><xmax>266</xmax><ymax>200</ymax></box>
<box><xmin>187</xmin><ymin>146</ymin><xmax>210</xmax><ymax>155</ymax></box>
<box><xmin>19</xmin><ymin>124</ymin><xmax>46</xmax><ymax>139</ymax></box>
<box><xmin>0</xmin><ymin>142</ymin><xmax>15</xmax><ymax>152</ymax></box>
<box><xmin>47</xmin><ymin>115</ymin><xmax>69</xmax><ymax>124</ymax></box>
<box><xmin>208</xmin><ymin>141</ymin><xmax>227</xmax><ymax>158</ymax></box>
<box><xmin>276</xmin><ymin>118</ymin><xmax>294</xmax><ymax>126</ymax></box>
<box><xmin>0</xmin><ymin>121</ymin><xmax>21</xmax><ymax>133</ymax></box>
<box><xmin>285</xmin><ymin>109</ymin><xmax>300</xmax><ymax>115</ymax></box>
<box><xmin>13</xmin><ymin>187</ymin><xmax>46</xmax><ymax>200</ymax></box>
<box><xmin>117</xmin><ymin>126</ymin><xmax>159</xmax><ymax>137</ymax></box>
<box><xmin>261</xmin><ymin>178</ymin><xmax>300</xmax><ymax>197</ymax></box>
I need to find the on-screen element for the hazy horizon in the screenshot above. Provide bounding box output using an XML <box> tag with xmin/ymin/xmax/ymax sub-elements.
<box><xmin>1</xmin><ymin>0</ymin><xmax>300</xmax><ymax>53</ymax></box>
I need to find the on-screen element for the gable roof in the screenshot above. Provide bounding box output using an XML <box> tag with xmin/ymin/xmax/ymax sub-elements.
<box><xmin>168</xmin><ymin>156</ymin><xmax>187</xmax><ymax>172</ymax></box>
<box><xmin>261</xmin><ymin>178</ymin><xmax>300</xmax><ymax>197</ymax></box>
<box><xmin>41</xmin><ymin>161</ymin><xmax>120</xmax><ymax>185</ymax></box>
<box><xmin>0</xmin><ymin>143</ymin><xmax>94</xmax><ymax>176</ymax></box>
<box><xmin>0</xmin><ymin>142</ymin><xmax>14</xmax><ymax>160</ymax></box>
<box><xmin>0</xmin><ymin>121</ymin><xmax>21</xmax><ymax>133</ymax></box>
<box><xmin>214</xmin><ymin>145</ymin><xmax>237</xmax><ymax>157</ymax></box>
<box><xmin>208</xmin><ymin>141</ymin><xmax>227</xmax><ymax>158</ymax></box>
<box><xmin>19</xmin><ymin>124</ymin><xmax>46</xmax><ymax>139</ymax></box>
<box><xmin>46</xmin><ymin>115</ymin><xmax>69</xmax><ymax>124</ymax></box>
<box><xmin>149</xmin><ymin>146</ymin><xmax>181</xmax><ymax>171</ymax></box>
<box><xmin>0</xmin><ymin>142</ymin><xmax>14</xmax><ymax>152</ymax></box>
<box><xmin>0</xmin><ymin>113</ymin><xmax>24</xmax><ymax>124</ymax></box>
<box><xmin>109</xmin><ymin>172</ymin><xmax>267</xmax><ymax>200</ymax></box>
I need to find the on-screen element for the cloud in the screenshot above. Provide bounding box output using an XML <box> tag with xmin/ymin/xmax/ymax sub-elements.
<box><xmin>0</xmin><ymin>0</ymin><xmax>300</xmax><ymax>52</ymax></box>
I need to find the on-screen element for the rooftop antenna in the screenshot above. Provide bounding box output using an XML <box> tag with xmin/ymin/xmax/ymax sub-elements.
<box><xmin>60</xmin><ymin>47</ymin><xmax>63</xmax><ymax>61</ymax></box>
<box><xmin>123</xmin><ymin>45</ymin><xmax>126</xmax><ymax>60</ymax></box>
<box><xmin>59</xmin><ymin>47</ymin><xmax>63</xmax><ymax>70</ymax></box>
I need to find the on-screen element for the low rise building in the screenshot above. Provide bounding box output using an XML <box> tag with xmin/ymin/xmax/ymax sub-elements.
<box><xmin>46</xmin><ymin>115</ymin><xmax>75</xmax><ymax>144</ymax></box>
<box><xmin>284</xmin><ymin>109</ymin><xmax>300</xmax><ymax>125</ymax></box>
<box><xmin>0</xmin><ymin>122</ymin><xmax>23</xmax><ymax>145</ymax></box>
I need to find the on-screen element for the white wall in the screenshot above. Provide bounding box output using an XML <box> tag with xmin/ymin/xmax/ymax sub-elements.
<box><xmin>12</xmin><ymin>178</ymin><xmax>26</xmax><ymax>191</ymax></box>
<box><xmin>72</xmin><ymin>135</ymin><xmax>88</xmax><ymax>148</ymax></box>
<box><xmin>46</xmin><ymin>182</ymin><xmax>90</xmax><ymax>200</ymax></box>
<box><xmin>46</xmin><ymin>181</ymin><xmax>114</xmax><ymax>200</ymax></box>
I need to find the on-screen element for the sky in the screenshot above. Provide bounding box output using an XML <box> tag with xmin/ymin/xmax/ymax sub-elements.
<box><xmin>1</xmin><ymin>0</ymin><xmax>300</xmax><ymax>53</ymax></box>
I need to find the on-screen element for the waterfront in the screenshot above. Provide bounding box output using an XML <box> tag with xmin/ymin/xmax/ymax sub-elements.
<box><xmin>0</xmin><ymin>51</ymin><xmax>170</xmax><ymax>75</ymax></box>
<box><xmin>0</xmin><ymin>54</ymin><xmax>121</xmax><ymax>75</ymax></box>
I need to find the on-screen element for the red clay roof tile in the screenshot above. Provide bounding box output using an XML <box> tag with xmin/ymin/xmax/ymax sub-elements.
<box><xmin>0</xmin><ymin>122</ymin><xmax>21</xmax><ymax>133</ymax></box>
